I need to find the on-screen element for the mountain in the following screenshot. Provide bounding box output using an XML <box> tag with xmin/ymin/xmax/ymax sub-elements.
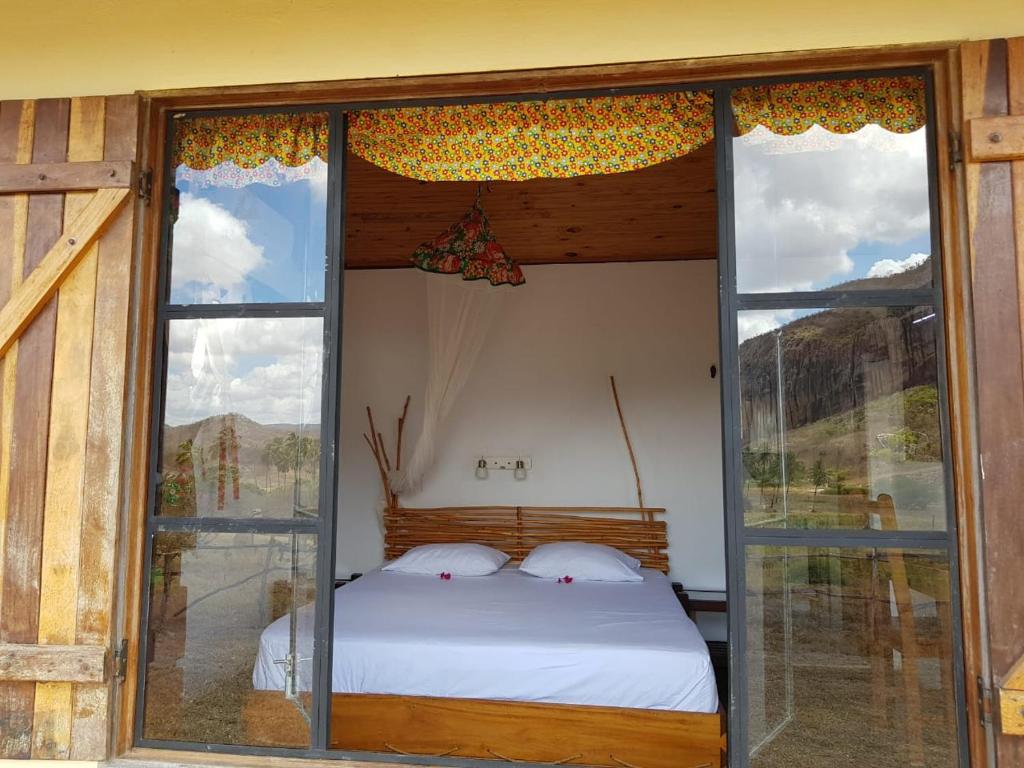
<box><xmin>739</xmin><ymin>304</ymin><xmax>937</xmax><ymax>439</ymax></box>
<box><xmin>162</xmin><ymin>413</ymin><xmax>318</xmax><ymax>470</ymax></box>
<box><xmin>829</xmin><ymin>257</ymin><xmax>932</xmax><ymax>292</ymax></box>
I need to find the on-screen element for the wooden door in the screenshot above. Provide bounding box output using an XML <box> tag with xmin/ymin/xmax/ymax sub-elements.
<box><xmin>0</xmin><ymin>96</ymin><xmax>140</xmax><ymax>759</ymax></box>
<box><xmin>961</xmin><ymin>37</ymin><xmax>1024</xmax><ymax>766</ymax></box>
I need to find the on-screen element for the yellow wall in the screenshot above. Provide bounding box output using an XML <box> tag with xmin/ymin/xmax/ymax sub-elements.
<box><xmin>2</xmin><ymin>0</ymin><xmax>1024</xmax><ymax>99</ymax></box>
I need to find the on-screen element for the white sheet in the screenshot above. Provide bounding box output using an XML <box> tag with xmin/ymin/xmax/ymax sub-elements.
<box><xmin>253</xmin><ymin>566</ymin><xmax>719</xmax><ymax>713</ymax></box>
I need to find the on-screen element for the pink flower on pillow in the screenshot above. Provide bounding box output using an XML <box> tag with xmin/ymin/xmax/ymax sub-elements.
<box><xmin>557</xmin><ymin>575</ymin><xmax>574</xmax><ymax>584</ymax></box>
<box><xmin>439</xmin><ymin>572</ymin><xmax>452</xmax><ymax>580</ymax></box>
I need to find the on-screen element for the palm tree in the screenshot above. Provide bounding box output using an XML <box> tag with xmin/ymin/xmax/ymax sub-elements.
<box><xmin>810</xmin><ymin>457</ymin><xmax>830</xmax><ymax>512</ymax></box>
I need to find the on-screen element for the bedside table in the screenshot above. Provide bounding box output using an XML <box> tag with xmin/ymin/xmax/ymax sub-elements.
<box><xmin>334</xmin><ymin>573</ymin><xmax>362</xmax><ymax>588</ymax></box>
<box><xmin>684</xmin><ymin>589</ymin><xmax>727</xmax><ymax>616</ymax></box>
<box><xmin>671</xmin><ymin>584</ymin><xmax>727</xmax><ymax>619</ymax></box>
<box><xmin>672</xmin><ymin>584</ymin><xmax>729</xmax><ymax>704</ymax></box>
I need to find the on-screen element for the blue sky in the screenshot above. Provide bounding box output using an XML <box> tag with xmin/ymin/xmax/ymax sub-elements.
<box><xmin>169</xmin><ymin>162</ymin><xmax>328</xmax><ymax>305</ymax></box>
<box><xmin>164</xmin><ymin>163</ymin><xmax>328</xmax><ymax>425</ymax></box>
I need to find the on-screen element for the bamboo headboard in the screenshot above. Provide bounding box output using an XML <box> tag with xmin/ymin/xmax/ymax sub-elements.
<box><xmin>383</xmin><ymin>506</ymin><xmax>669</xmax><ymax>572</ymax></box>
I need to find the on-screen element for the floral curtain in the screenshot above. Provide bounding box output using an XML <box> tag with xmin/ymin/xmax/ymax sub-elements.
<box><xmin>731</xmin><ymin>76</ymin><xmax>926</xmax><ymax>136</ymax></box>
<box><xmin>348</xmin><ymin>91</ymin><xmax>716</xmax><ymax>182</ymax></box>
<box><xmin>168</xmin><ymin>77</ymin><xmax>926</xmax><ymax>186</ymax></box>
<box><xmin>172</xmin><ymin>112</ymin><xmax>329</xmax><ymax>188</ymax></box>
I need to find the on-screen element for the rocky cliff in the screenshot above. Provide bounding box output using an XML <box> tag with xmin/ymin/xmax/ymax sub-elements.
<box><xmin>739</xmin><ymin>302</ymin><xmax>938</xmax><ymax>443</ymax></box>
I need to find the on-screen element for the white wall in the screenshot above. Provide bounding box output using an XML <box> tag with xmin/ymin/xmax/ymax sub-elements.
<box><xmin>337</xmin><ymin>261</ymin><xmax>725</xmax><ymax>592</ymax></box>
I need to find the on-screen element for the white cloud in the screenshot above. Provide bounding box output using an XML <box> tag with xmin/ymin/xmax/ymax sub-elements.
<box><xmin>171</xmin><ymin>193</ymin><xmax>266</xmax><ymax>303</ymax></box>
<box><xmin>302</xmin><ymin>158</ymin><xmax>329</xmax><ymax>204</ymax></box>
<box><xmin>866</xmin><ymin>251</ymin><xmax>930</xmax><ymax>279</ymax></box>
<box><xmin>734</xmin><ymin>125</ymin><xmax>930</xmax><ymax>293</ymax></box>
<box><xmin>164</xmin><ymin>317</ymin><xmax>324</xmax><ymax>426</ymax></box>
<box><xmin>737</xmin><ymin>309</ymin><xmax>797</xmax><ymax>344</ymax></box>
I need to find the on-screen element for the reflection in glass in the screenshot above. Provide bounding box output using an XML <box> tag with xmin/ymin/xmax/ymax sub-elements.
<box><xmin>142</xmin><ymin>532</ymin><xmax>317</xmax><ymax>747</ymax></box>
<box><xmin>732</xmin><ymin>80</ymin><xmax>932</xmax><ymax>294</ymax></box>
<box><xmin>159</xmin><ymin>317</ymin><xmax>323</xmax><ymax>518</ymax></box>
<box><xmin>746</xmin><ymin>546</ymin><xmax>958</xmax><ymax>768</ymax></box>
<box><xmin>168</xmin><ymin>114</ymin><xmax>328</xmax><ymax>305</ymax></box>
<box><xmin>738</xmin><ymin>306</ymin><xmax>946</xmax><ymax>530</ymax></box>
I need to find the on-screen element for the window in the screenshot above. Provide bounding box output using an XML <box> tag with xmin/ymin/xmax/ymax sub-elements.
<box><xmin>136</xmin><ymin>71</ymin><xmax>966</xmax><ymax>768</ymax></box>
<box><xmin>137</xmin><ymin>110</ymin><xmax>340</xmax><ymax>749</ymax></box>
<box><xmin>721</xmin><ymin>73</ymin><xmax>965</xmax><ymax>768</ymax></box>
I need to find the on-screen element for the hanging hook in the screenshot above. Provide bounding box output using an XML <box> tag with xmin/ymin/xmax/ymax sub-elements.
<box><xmin>475</xmin><ymin>182</ymin><xmax>494</xmax><ymax>205</ymax></box>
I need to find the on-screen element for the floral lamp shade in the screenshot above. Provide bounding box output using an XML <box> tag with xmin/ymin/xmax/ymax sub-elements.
<box><xmin>411</xmin><ymin>200</ymin><xmax>525</xmax><ymax>287</ymax></box>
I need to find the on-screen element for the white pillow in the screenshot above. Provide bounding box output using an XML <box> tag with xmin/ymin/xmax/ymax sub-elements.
<box><xmin>383</xmin><ymin>543</ymin><xmax>510</xmax><ymax>576</ymax></box>
<box><xmin>519</xmin><ymin>542</ymin><xmax>643</xmax><ymax>582</ymax></box>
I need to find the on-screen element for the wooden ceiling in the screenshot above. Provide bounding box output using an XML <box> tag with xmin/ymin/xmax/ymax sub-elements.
<box><xmin>343</xmin><ymin>141</ymin><xmax>718</xmax><ymax>268</ymax></box>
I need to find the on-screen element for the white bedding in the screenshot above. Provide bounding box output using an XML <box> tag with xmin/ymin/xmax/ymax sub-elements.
<box><xmin>253</xmin><ymin>566</ymin><xmax>719</xmax><ymax>713</ymax></box>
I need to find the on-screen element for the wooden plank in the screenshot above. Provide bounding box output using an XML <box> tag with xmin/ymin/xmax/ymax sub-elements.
<box><xmin>0</xmin><ymin>186</ymin><xmax>131</xmax><ymax>359</ymax></box>
<box><xmin>149</xmin><ymin>41</ymin><xmax>955</xmax><ymax>111</ymax></box>
<box><xmin>114</xmin><ymin>94</ymin><xmax>158</xmax><ymax>754</ymax></box>
<box><xmin>963</xmin><ymin>37</ymin><xmax>1024</xmax><ymax>763</ymax></box>
<box><xmin>0</xmin><ymin>96</ymin><xmax>68</xmax><ymax>760</ymax></box>
<box><xmin>0</xmin><ymin>644</ymin><xmax>107</xmax><ymax>684</ymax></box>
<box><xmin>1010</xmin><ymin>37</ymin><xmax>1024</xmax><ymax>426</ymax></box>
<box><xmin>968</xmin><ymin>115</ymin><xmax>1024</xmax><ymax>162</ymax></box>
<box><xmin>345</xmin><ymin>147</ymin><xmax>717</xmax><ymax>268</ymax></box>
<box><xmin>328</xmin><ymin>693</ymin><xmax>724</xmax><ymax>768</ymax></box>
<box><xmin>0</xmin><ymin>160</ymin><xmax>132</xmax><ymax>193</ymax></box>
<box><xmin>1001</xmin><ymin>690</ymin><xmax>1024</xmax><ymax>738</ymax></box>
<box><xmin>72</xmin><ymin>93</ymin><xmax>139</xmax><ymax>761</ymax></box>
<box><xmin>1003</xmin><ymin>634</ymin><xmax>1024</xmax><ymax>735</ymax></box>
<box><xmin>32</xmin><ymin>95</ymin><xmax>106</xmax><ymax>761</ymax></box>
<box><xmin>384</xmin><ymin>506</ymin><xmax>670</xmax><ymax>570</ymax></box>
<box><xmin>0</xmin><ymin>101</ymin><xmax>32</xmax><ymax>756</ymax></box>
<box><xmin>996</xmin><ymin>35</ymin><xmax>1024</xmax><ymax>747</ymax></box>
<box><xmin>0</xmin><ymin>99</ymin><xmax>33</xmax><ymax>648</ymax></box>
<box><xmin>935</xmin><ymin>46</ymin><xmax>991</xmax><ymax>768</ymax></box>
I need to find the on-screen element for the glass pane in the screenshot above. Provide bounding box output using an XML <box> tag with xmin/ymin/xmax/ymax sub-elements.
<box><xmin>168</xmin><ymin>113</ymin><xmax>328</xmax><ymax>304</ymax></box>
<box><xmin>731</xmin><ymin>78</ymin><xmax>933</xmax><ymax>293</ymax></box>
<box><xmin>745</xmin><ymin>546</ymin><xmax>958</xmax><ymax>768</ymax></box>
<box><xmin>159</xmin><ymin>316</ymin><xmax>323</xmax><ymax>518</ymax></box>
<box><xmin>142</xmin><ymin>531</ymin><xmax>317</xmax><ymax>747</ymax></box>
<box><xmin>739</xmin><ymin>306</ymin><xmax>947</xmax><ymax>530</ymax></box>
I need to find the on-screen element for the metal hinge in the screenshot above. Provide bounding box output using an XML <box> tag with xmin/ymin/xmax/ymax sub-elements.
<box><xmin>978</xmin><ymin>676</ymin><xmax>994</xmax><ymax>725</ymax></box>
<box><xmin>137</xmin><ymin>167</ymin><xmax>153</xmax><ymax>205</ymax></box>
<box><xmin>113</xmin><ymin>638</ymin><xmax>129</xmax><ymax>682</ymax></box>
<box><xmin>949</xmin><ymin>132</ymin><xmax>963</xmax><ymax>170</ymax></box>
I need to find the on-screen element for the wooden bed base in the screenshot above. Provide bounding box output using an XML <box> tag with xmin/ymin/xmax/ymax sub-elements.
<box><xmin>242</xmin><ymin>505</ymin><xmax>724</xmax><ymax>765</ymax></box>
<box><xmin>244</xmin><ymin>691</ymin><xmax>726</xmax><ymax>768</ymax></box>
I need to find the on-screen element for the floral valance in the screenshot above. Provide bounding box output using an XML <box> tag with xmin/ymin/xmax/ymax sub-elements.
<box><xmin>731</xmin><ymin>76</ymin><xmax>926</xmax><ymax>137</ymax></box>
<box><xmin>348</xmin><ymin>92</ymin><xmax>716</xmax><ymax>182</ymax></box>
<box><xmin>168</xmin><ymin>77</ymin><xmax>926</xmax><ymax>187</ymax></box>
<box><xmin>172</xmin><ymin>112</ymin><xmax>329</xmax><ymax>188</ymax></box>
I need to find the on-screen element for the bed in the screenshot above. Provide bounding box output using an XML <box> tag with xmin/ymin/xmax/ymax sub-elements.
<box><xmin>255</xmin><ymin>566</ymin><xmax>719</xmax><ymax>712</ymax></box>
<box><xmin>244</xmin><ymin>506</ymin><xmax>726</xmax><ymax>767</ymax></box>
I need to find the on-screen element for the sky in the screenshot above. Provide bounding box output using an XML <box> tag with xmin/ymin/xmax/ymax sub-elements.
<box><xmin>163</xmin><ymin>159</ymin><xmax>329</xmax><ymax>427</ymax></box>
<box><xmin>169</xmin><ymin>158</ymin><xmax>328</xmax><ymax>305</ymax></box>
<box><xmin>733</xmin><ymin>124</ymin><xmax>933</xmax><ymax>342</ymax></box>
<box><xmin>162</xmin><ymin>120</ymin><xmax>935</xmax><ymax>422</ymax></box>
<box><xmin>163</xmin><ymin>315</ymin><xmax>324</xmax><ymax>427</ymax></box>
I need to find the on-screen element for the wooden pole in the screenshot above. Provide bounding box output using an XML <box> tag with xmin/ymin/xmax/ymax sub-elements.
<box><xmin>609</xmin><ymin>375</ymin><xmax>645</xmax><ymax>511</ymax></box>
<box><xmin>396</xmin><ymin>395</ymin><xmax>410</xmax><ymax>471</ymax></box>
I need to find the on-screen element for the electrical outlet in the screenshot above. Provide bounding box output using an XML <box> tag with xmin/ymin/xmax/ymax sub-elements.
<box><xmin>481</xmin><ymin>456</ymin><xmax>532</xmax><ymax>471</ymax></box>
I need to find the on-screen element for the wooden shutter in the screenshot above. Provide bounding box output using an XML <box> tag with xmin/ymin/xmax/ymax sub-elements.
<box><xmin>961</xmin><ymin>37</ymin><xmax>1024</xmax><ymax>763</ymax></box>
<box><xmin>0</xmin><ymin>96</ymin><xmax>139</xmax><ymax>759</ymax></box>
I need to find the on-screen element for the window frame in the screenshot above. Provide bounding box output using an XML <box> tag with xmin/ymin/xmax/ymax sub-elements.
<box><xmin>133</xmin><ymin>107</ymin><xmax>347</xmax><ymax>750</ymax></box>
<box><xmin>122</xmin><ymin>48</ymin><xmax>977</xmax><ymax>768</ymax></box>
<box><xmin>715</xmin><ymin>70</ymin><xmax>969</xmax><ymax>767</ymax></box>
